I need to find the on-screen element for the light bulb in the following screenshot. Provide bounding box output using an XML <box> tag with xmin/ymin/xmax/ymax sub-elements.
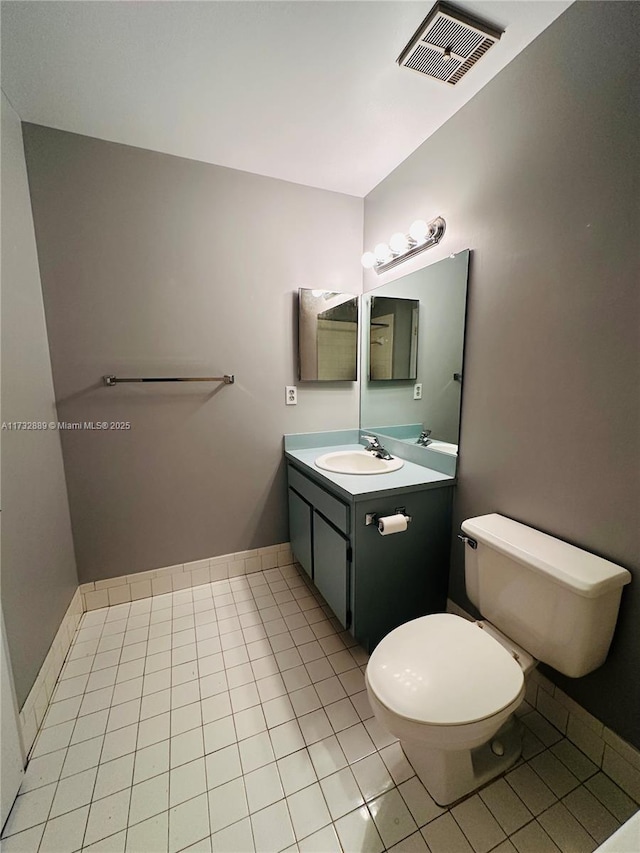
<box><xmin>361</xmin><ymin>251</ymin><xmax>376</xmax><ymax>269</ymax></box>
<box><xmin>374</xmin><ymin>242</ymin><xmax>392</xmax><ymax>262</ymax></box>
<box><xmin>409</xmin><ymin>219</ymin><xmax>429</xmax><ymax>243</ymax></box>
<box><xmin>389</xmin><ymin>232</ymin><xmax>409</xmax><ymax>254</ymax></box>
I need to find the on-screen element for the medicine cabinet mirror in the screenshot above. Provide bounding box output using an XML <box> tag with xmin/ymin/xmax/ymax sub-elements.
<box><xmin>360</xmin><ymin>250</ymin><xmax>470</xmax><ymax>458</ymax></box>
<box><xmin>298</xmin><ymin>289</ymin><xmax>358</xmax><ymax>381</ymax></box>
<box><xmin>369</xmin><ymin>296</ymin><xmax>419</xmax><ymax>380</ymax></box>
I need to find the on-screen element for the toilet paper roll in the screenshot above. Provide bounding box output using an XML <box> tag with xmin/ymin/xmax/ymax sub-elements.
<box><xmin>377</xmin><ymin>514</ymin><xmax>408</xmax><ymax>536</ymax></box>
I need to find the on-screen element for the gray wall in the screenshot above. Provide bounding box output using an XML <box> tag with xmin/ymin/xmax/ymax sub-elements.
<box><xmin>364</xmin><ymin>1</ymin><xmax>640</xmax><ymax>748</ymax></box>
<box><xmin>1</xmin><ymin>93</ymin><xmax>78</xmax><ymax>707</ymax></box>
<box><xmin>23</xmin><ymin>126</ymin><xmax>363</xmax><ymax>583</ymax></box>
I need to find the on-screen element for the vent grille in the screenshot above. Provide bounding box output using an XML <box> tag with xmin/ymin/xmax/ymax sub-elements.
<box><xmin>397</xmin><ymin>1</ymin><xmax>503</xmax><ymax>86</ymax></box>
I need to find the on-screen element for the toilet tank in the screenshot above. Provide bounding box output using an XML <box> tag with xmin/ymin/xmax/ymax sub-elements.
<box><xmin>461</xmin><ymin>514</ymin><xmax>632</xmax><ymax>678</ymax></box>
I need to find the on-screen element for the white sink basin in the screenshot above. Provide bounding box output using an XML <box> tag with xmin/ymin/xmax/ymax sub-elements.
<box><xmin>315</xmin><ymin>450</ymin><xmax>404</xmax><ymax>475</ymax></box>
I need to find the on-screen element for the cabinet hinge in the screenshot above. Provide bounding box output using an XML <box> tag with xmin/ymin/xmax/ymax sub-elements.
<box><xmin>346</xmin><ymin>609</ymin><xmax>352</xmax><ymax>629</ymax></box>
<box><xmin>346</xmin><ymin>546</ymin><xmax>353</xmax><ymax>562</ymax></box>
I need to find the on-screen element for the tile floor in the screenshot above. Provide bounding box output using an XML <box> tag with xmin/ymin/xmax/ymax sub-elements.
<box><xmin>2</xmin><ymin>563</ymin><xmax>638</xmax><ymax>853</ymax></box>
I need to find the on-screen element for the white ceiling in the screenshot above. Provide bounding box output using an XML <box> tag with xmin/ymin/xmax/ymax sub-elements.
<box><xmin>1</xmin><ymin>1</ymin><xmax>572</xmax><ymax>197</ymax></box>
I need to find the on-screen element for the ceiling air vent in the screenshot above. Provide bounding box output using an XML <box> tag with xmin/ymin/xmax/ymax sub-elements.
<box><xmin>397</xmin><ymin>2</ymin><xmax>503</xmax><ymax>85</ymax></box>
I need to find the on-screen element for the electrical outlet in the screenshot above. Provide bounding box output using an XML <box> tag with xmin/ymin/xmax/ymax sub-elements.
<box><xmin>413</xmin><ymin>383</ymin><xmax>423</xmax><ymax>400</ymax></box>
<box><xmin>285</xmin><ymin>385</ymin><xmax>297</xmax><ymax>405</ymax></box>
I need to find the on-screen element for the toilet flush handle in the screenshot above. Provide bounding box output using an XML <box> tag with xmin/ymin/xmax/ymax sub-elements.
<box><xmin>458</xmin><ymin>535</ymin><xmax>477</xmax><ymax>549</ymax></box>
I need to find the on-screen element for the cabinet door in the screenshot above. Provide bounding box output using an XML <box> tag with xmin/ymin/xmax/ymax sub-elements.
<box><xmin>313</xmin><ymin>511</ymin><xmax>350</xmax><ymax>628</ymax></box>
<box><xmin>288</xmin><ymin>488</ymin><xmax>313</xmax><ymax>578</ymax></box>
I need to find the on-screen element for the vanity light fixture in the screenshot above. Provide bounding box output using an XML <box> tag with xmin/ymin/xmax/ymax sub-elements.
<box><xmin>361</xmin><ymin>216</ymin><xmax>446</xmax><ymax>274</ymax></box>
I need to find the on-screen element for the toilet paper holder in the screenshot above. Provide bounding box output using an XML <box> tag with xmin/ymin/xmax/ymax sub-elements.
<box><xmin>365</xmin><ymin>508</ymin><xmax>412</xmax><ymax>526</ymax></box>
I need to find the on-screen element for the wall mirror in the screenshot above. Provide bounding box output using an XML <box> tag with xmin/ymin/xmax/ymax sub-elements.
<box><xmin>369</xmin><ymin>296</ymin><xmax>419</xmax><ymax>380</ymax></box>
<box><xmin>298</xmin><ymin>289</ymin><xmax>358</xmax><ymax>381</ymax></box>
<box><xmin>360</xmin><ymin>250</ymin><xmax>470</xmax><ymax>459</ymax></box>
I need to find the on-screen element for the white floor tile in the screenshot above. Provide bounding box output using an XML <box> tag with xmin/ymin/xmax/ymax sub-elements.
<box><xmin>320</xmin><ymin>767</ymin><xmax>365</xmax><ymax>820</ymax></box>
<box><xmin>277</xmin><ymin>750</ymin><xmax>317</xmax><ymax>796</ymax></box>
<box><xmin>529</xmin><ymin>750</ymin><xmax>581</xmax><ymax>798</ymax></box>
<box><xmin>169</xmin><ymin>793</ymin><xmax>210</xmax><ymax>853</ymax></box>
<box><xmin>562</xmin><ymin>785</ymin><xmax>620</xmax><ymax>843</ymax></box>
<box><xmin>129</xmin><ymin>772</ymin><xmax>169</xmax><ymax>826</ymax></box>
<box><xmin>61</xmin><ymin>736</ymin><xmax>104</xmax><ymax>779</ymax></box>
<box><xmin>137</xmin><ymin>712</ymin><xmax>170</xmax><ymax>749</ymax></box>
<box><xmin>0</xmin><ymin>823</ymin><xmax>46</xmax><ymax>852</ymax></box>
<box><xmin>336</xmin><ymin>723</ymin><xmax>376</xmax><ymax>764</ymax></box>
<box><xmin>8</xmin><ymin>566</ymin><xmax>635</xmax><ymax>853</ymax></box>
<box><xmin>234</xmin><ymin>704</ymin><xmax>267</xmax><ymax>740</ymax></box>
<box><xmin>287</xmin><ymin>782</ymin><xmax>331</xmax><ymax>841</ymax></box>
<box><xmin>171</xmin><ymin>701</ymin><xmax>202</xmax><ymax>736</ymax></box>
<box><xmin>170</xmin><ymin>727</ymin><xmax>205</xmax><ymax>768</ymax></box>
<box><xmin>39</xmin><ymin>805</ymin><xmax>88</xmax><ymax>852</ymax></box>
<box><xmin>133</xmin><ymin>740</ymin><xmax>171</xmax><ymax>785</ymax></box>
<box><xmin>208</xmin><ymin>777</ymin><xmax>249</xmax><ymax>833</ymax></box>
<box><xmin>510</xmin><ymin>820</ymin><xmax>561</xmax><ymax>853</ymax></box>
<box><xmin>506</xmin><ymin>763</ymin><xmax>558</xmax><ymax>816</ymax></box>
<box><xmin>101</xmin><ymin>723</ymin><xmax>138</xmax><ymax>763</ymax></box>
<box><xmin>244</xmin><ymin>762</ymin><xmax>284</xmax><ymax>813</ymax></box>
<box><xmin>269</xmin><ymin>720</ymin><xmax>305</xmax><ymax>759</ymax></box>
<box><xmin>537</xmin><ymin>802</ymin><xmax>598</xmax><ymax>853</ymax></box>
<box><xmin>250</xmin><ymin>799</ymin><xmax>295</xmax><ymax>853</ymax></box>
<box><xmin>20</xmin><ymin>749</ymin><xmax>66</xmax><ymax>794</ymax></box>
<box><xmin>125</xmin><ymin>810</ymin><xmax>169</xmax><ymax>853</ymax></box>
<box><xmin>334</xmin><ymin>805</ymin><xmax>384</xmax><ymax>853</ymax></box>
<box><xmin>422</xmin><ymin>812</ymin><xmax>475</xmax><ymax>853</ymax></box>
<box><xmin>298</xmin><ymin>823</ymin><xmax>342</xmax><ymax>853</ymax></box>
<box><xmin>239</xmin><ymin>731</ymin><xmax>275</xmax><ymax>773</ymax></box>
<box><xmin>140</xmin><ymin>689</ymin><xmax>171</xmax><ymax>721</ymax></box>
<box><xmin>84</xmin><ymin>788</ymin><xmax>131</xmax><ymax>848</ymax></box>
<box><xmin>351</xmin><ymin>752</ymin><xmax>394</xmax><ymax>803</ymax></box>
<box><xmin>478</xmin><ymin>778</ymin><xmax>533</xmax><ymax>836</ymax></box>
<box><xmin>31</xmin><ymin>720</ymin><xmax>74</xmax><ymax>758</ymax></box>
<box><xmin>203</xmin><ymin>716</ymin><xmax>237</xmax><ymax>754</ymax></box>
<box><xmin>298</xmin><ymin>709</ymin><xmax>333</xmax><ymax>746</ymax></box>
<box><xmin>452</xmin><ymin>793</ymin><xmax>507</xmax><ymax>853</ymax></box>
<box><xmin>169</xmin><ymin>757</ymin><xmax>207</xmax><ymax>807</ymax></box>
<box><xmin>263</xmin><ymin>695</ymin><xmax>296</xmax><ymax>729</ymax></box>
<box><xmin>107</xmin><ymin>699</ymin><xmax>141</xmax><ymax>733</ymax></box>
<box><xmin>93</xmin><ymin>753</ymin><xmax>135</xmax><ymax>801</ymax></box>
<box><xmin>379</xmin><ymin>742</ymin><xmax>415</xmax><ymax>785</ymax></box>
<box><xmin>3</xmin><ymin>784</ymin><xmax>57</xmax><ymax>837</ymax></box>
<box><xmin>50</xmin><ymin>766</ymin><xmax>97</xmax><ymax>819</ymax></box>
<box><xmin>315</xmin><ymin>676</ymin><xmax>346</xmax><ymax>706</ymax></box>
<box><xmin>211</xmin><ymin>817</ymin><xmax>255</xmax><ymax>853</ymax></box>
<box><xmin>308</xmin><ymin>736</ymin><xmax>348</xmax><ymax>780</ymax></box>
<box><xmin>325</xmin><ymin>698</ymin><xmax>359</xmax><ymax>733</ymax></box>
<box><xmin>369</xmin><ymin>787</ymin><xmax>418</xmax><ymax>848</ymax></box>
<box><xmin>206</xmin><ymin>743</ymin><xmax>243</xmax><ymax>789</ymax></box>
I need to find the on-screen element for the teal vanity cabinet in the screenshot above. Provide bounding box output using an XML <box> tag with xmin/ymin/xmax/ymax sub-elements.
<box><xmin>286</xmin><ymin>458</ymin><xmax>453</xmax><ymax>651</ymax></box>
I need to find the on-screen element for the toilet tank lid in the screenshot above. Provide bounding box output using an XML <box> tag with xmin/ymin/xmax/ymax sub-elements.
<box><xmin>461</xmin><ymin>514</ymin><xmax>632</xmax><ymax>599</ymax></box>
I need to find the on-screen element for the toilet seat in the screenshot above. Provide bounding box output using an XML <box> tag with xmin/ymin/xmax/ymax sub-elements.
<box><xmin>367</xmin><ymin>613</ymin><xmax>524</xmax><ymax>727</ymax></box>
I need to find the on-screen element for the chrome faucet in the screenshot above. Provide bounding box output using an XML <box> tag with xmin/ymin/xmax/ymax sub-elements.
<box><xmin>416</xmin><ymin>428</ymin><xmax>432</xmax><ymax>447</ymax></box>
<box><xmin>362</xmin><ymin>435</ymin><xmax>393</xmax><ymax>461</ymax></box>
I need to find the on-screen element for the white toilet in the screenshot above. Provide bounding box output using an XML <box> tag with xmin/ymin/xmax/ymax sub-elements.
<box><xmin>365</xmin><ymin>513</ymin><xmax>632</xmax><ymax>806</ymax></box>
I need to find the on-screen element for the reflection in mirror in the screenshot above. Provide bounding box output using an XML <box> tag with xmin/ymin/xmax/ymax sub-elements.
<box><xmin>361</xmin><ymin>250</ymin><xmax>470</xmax><ymax>463</ymax></box>
<box><xmin>369</xmin><ymin>296</ymin><xmax>419</xmax><ymax>380</ymax></box>
<box><xmin>298</xmin><ymin>289</ymin><xmax>358</xmax><ymax>381</ymax></box>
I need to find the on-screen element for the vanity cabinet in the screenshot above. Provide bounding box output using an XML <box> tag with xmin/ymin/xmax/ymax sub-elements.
<box><xmin>287</xmin><ymin>460</ymin><xmax>454</xmax><ymax>651</ymax></box>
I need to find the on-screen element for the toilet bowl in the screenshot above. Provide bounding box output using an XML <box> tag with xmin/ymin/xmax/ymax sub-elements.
<box><xmin>365</xmin><ymin>513</ymin><xmax>632</xmax><ymax>806</ymax></box>
<box><xmin>366</xmin><ymin>613</ymin><xmax>529</xmax><ymax>805</ymax></box>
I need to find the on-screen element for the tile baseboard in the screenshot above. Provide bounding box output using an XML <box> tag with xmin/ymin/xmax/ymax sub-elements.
<box><xmin>446</xmin><ymin>598</ymin><xmax>640</xmax><ymax>803</ymax></box>
<box><xmin>79</xmin><ymin>542</ymin><xmax>293</xmax><ymax>610</ymax></box>
<box><xmin>18</xmin><ymin>587</ymin><xmax>83</xmax><ymax>758</ymax></box>
<box><xmin>18</xmin><ymin>542</ymin><xmax>292</xmax><ymax>760</ymax></box>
